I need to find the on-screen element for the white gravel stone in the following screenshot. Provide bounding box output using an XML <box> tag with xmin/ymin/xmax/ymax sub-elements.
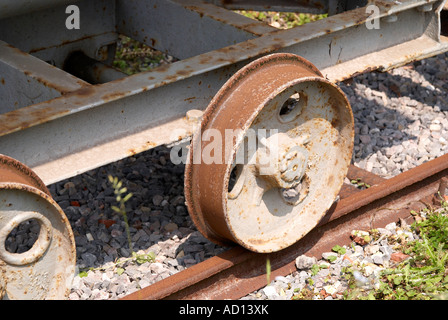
<box><xmin>295</xmin><ymin>255</ymin><xmax>317</xmax><ymax>270</ymax></box>
<box><xmin>262</xmin><ymin>286</ymin><xmax>279</xmax><ymax>299</ymax></box>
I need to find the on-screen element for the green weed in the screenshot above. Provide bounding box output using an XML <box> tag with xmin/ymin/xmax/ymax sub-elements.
<box><xmin>113</xmin><ymin>35</ymin><xmax>173</xmax><ymax>75</ymax></box>
<box><xmin>108</xmin><ymin>175</ymin><xmax>155</xmax><ymax>268</ymax></box>
<box><xmin>350</xmin><ymin>178</ymin><xmax>371</xmax><ymax>189</ymax></box>
<box><xmin>235</xmin><ymin>10</ymin><xmax>327</xmax><ymax>29</ymax></box>
<box><xmin>343</xmin><ymin>207</ymin><xmax>448</xmax><ymax>300</ymax></box>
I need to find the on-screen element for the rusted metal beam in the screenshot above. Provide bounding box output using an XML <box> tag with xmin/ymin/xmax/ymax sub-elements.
<box><xmin>0</xmin><ymin>40</ymin><xmax>89</xmax><ymax>113</ymax></box>
<box><xmin>122</xmin><ymin>153</ymin><xmax>448</xmax><ymax>300</ymax></box>
<box><xmin>0</xmin><ymin>0</ymin><xmax>447</xmax><ymax>186</ymax></box>
<box><xmin>116</xmin><ymin>0</ymin><xmax>275</xmax><ymax>60</ymax></box>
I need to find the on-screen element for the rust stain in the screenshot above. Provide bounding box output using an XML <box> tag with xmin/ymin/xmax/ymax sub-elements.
<box><xmin>67</xmin><ymin>86</ymin><xmax>95</xmax><ymax>98</ymax></box>
<box><xmin>163</xmin><ymin>74</ymin><xmax>178</xmax><ymax>82</ymax></box>
<box><xmin>331</xmin><ymin>116</ymin><xmax>340</xmax><ymax>128</ymax></box>
<box><xmin>101</xmin><ymin>91</ymin><xmax>129</xmax><ymax>102</ymax></box>
<box><xmin>153</xmin><ymin>81</ymin><xmax>168</xmax><ymax>89</ymax></box>
<box><xmin>247</xmin><ymin>237</ymin><xmax>270</xmax><ymax>246</ymax></box>
<box><xmin>242</xmin><ymin>42</ymin><xmax>258</xmax><ymax>50</ymax></box>
<box><xmin>126</xmin><ymin>141</ymin><xmax>158</xmax><ymax>156</ymax></box>
<box><xmin>21</xmin><ymin>70</ymin><xmax>87</xmax><ymax>95</ymax></box>
<box><xmin>184</xmin><ymin>97</ymin><xmax>196</xmax><ymax>102</ymax></box>
<box><xmin>29</xmin><ymin>33</ymin><xmax>110</xmax><ymax>54</ymax></box>
<box><xmin>199</xmin><ymin>55</ymin><xmax>213</xmax><ymax>64</ymax></box>
<box><xmin>176</xmin><ymin>69</ymin><xmax>192</xmax><ymax>77</ymax></box>
<box><xmin>0</xmin><ymin>154</ymin><xmax>51</xmax><ymax>196</ymax></box>
<box><xmin>342</xmin><ymin>66</ymin><xmax>378</xmax><ymax>81</ymax></box>
<box><xmin>154</xmin><ymin>64</ymin><xmax>170</xmax><ymax>73</ymax></box>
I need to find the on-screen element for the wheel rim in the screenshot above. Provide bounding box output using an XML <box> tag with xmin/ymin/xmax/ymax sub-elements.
<box><xmin>0</xmin><ymin>155</ymin><xmax>76</xmax><ymax>299</ymax></box>
<box><xmin>185</xmin><ymin>53</ymin><xmax>354</xmax><ymax>253</ymax></box>
<box><xmin>0</xmin><ymin>154</ymin><xmax>50</xmax><ymax>195</ymax></box>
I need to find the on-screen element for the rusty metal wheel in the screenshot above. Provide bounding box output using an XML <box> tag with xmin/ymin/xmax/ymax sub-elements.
<box><xmin>0</xmin><ymin>154</ymin><xmax>76</xmax><ymax>299</ymax></box>
<box><xmin>185</xmin><ymin>53</ymin><xmax>354</xmax><ymax>253</ymax></box>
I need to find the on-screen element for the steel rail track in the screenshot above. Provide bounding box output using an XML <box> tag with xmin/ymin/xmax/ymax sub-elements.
<box><xmin>121</xmin><ymin>153</ymin><xmax>448</xmax><ymax>300</ymax></box>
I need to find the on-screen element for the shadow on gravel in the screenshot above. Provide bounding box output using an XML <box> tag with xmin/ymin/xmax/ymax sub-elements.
<box><xmin>49</xmin><ymin>145</ymin><xmax>228</xmax><ymax>273</ymax></box>
<box><xmin>338</xmin><ymin>52</ymin><xmax>448</xmax><ymax>177</ymax></box>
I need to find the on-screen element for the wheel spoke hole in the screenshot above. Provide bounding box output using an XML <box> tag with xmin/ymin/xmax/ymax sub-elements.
<box><xmin>5</xmin><ymin>218</ymin><xmax>40</xmax><ymax>254</ymax></box>
<box><xmin>228</xmin><ymin>165</ymin><xmax>239</xmax><ymax>192</ymax></box>
<box><xmin>228</xmin><ymin>164</ymin><xmax>245</xmax><ymax>199</ymax></box>
<box><xmin>278</xmin><ymin>92</ymin><xmax>306</xmax><ymax>123</ymax></box>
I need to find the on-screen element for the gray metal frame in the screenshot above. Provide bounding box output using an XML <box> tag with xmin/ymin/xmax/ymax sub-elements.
<box><xmin>0</xmin><ymin>0</ymin><xmax>447</xmax><ymax>185</ymax></box>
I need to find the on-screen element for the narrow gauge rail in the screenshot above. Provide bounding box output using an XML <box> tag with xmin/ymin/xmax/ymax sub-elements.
<box><xmin>122</xmin><ymin>153</ymin><xmax>448</xmax><ymax>300</ymax></box>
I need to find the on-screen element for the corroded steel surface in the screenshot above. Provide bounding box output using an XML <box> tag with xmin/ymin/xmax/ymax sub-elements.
<box><xmin>184</xmin><ymin>53</ymin><xmax>354</xmax><ymax>253</ymax></box>
<box><xmin>0</xmin><ymin>155</ymin><xmax>76</xmax><ymax>300</ymax></box>
<box><xmin>0</xmin><ymin>154</ymin><xmax>51</xmax><ymax>195</ymax></box>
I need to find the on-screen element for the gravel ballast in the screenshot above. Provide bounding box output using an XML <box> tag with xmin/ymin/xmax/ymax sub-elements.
<box><xmin>43</xmin><ymin>51</ymin><xmax>448</xmax><ymax>300</ymax></box>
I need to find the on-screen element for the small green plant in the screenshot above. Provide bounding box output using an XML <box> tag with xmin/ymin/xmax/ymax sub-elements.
<box><xmin>310</xmin><ymin>263</ymin><xmax>328</xmax><ymax>276</ymax></box>
<box><xmin>266</xmin><ymin>258</ymin><xmax>271</xmax><ymax>285</ymax></box>
<box><xmin>235</xmin><ymin>10</ymin><xmax>327</xmax><ymax>29</ymax></box>
<box><xmin>78</xmin><ymin>270</ymin><xmax>89</xmax><ymax>278</ymax></box>
<box><xmin>411</xmin><ymin>211</ymin><xmax>448</xmax><ymax>252</ymax></box>
<box><xmin>108</xmin><ymin>175</ymin><xmax>156</xmax><ymax>270</ymax></box>
<box><xmin>332</xmin><ymin>245</ymin><xmax>346</xmax><ymax>255</ymax></box>
<box><xmin>109</xmin><ymin>175</ymin><xmax>134</xmax><ymax>253</ymax></box>
<box><xmin>292</xmin><ymin>287</ymin><xmax>314</xmax><ymax>300</ymax></box>
<box><xmin>350</xmin><ymin>178</ymin><xmax>371</xmax><ymax>189</ymax></box>
<box><xmin>342</xmin><ymin>206</ymin><xmax>448</xmax><ymax>300</ymax></box>
<box><xmin>113</xmin><ymin>35</ymin><xmax>173</xmax><ymax>75</ymax></box>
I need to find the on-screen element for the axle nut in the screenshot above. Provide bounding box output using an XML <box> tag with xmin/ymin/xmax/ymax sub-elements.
<box><xmin>280</xmin><ymin>146</ymin><xmax>308</xmax><ymax>183</ymax></box>
<box><xmin>256</xmin><ymin>132</ymin><xmax>308</xmax><ymax>189</ymax></box>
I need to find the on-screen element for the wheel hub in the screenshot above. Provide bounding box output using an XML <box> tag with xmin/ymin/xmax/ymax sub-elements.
<box><xmin>256</xmin><ymin>132</ymin><xmax>309</xmax><ymax>190</ymax></box>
